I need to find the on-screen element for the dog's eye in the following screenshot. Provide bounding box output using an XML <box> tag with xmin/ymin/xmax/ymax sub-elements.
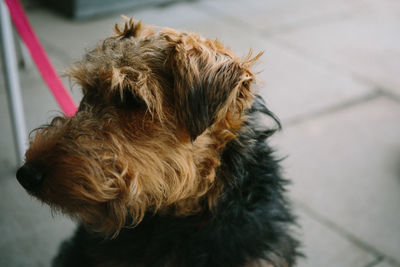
<box><xmin>118</xmin><ymin>90</ymin><xmax>146</xmax><ymax>109</ymax></box>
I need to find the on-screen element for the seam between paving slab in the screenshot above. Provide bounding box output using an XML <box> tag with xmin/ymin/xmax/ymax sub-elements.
<box><xmin>283</xmin><ymin>90</ymin><xmax>381</xmax><ymax>127</ymax></box>
<box><xmin>264</xmin><ymin>36</ymin><xmax>399</xmax><ymax>101</ymax></box>
<box><xmin>365</xmin><ymin>256</ymin><xmax>385</xmax><ymax>267</ymax></box>
<box><xmin>295</xmin><ymin>201</ymin><xmax>400</xmax><ymax>267</ymax></box>
<box><xmin>375</xmin><ymin>88</ymin><xmax>400</xmax><ymax>104</ymax></box>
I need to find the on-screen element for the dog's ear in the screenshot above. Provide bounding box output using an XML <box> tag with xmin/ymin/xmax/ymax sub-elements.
<box><xmin>166</xmin><ymin>35</ymin><xmax>260</xmax><ymax>140</ymax></box>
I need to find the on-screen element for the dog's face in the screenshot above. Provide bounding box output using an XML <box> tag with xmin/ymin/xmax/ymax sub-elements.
<box><xmin>16</xmin><ymin>19</ymin><xmax>260</xmax><ymax>237</ymax></box>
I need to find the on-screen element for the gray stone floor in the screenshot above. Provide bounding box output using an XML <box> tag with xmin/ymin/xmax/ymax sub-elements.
<box><xmin>1</xmin><ymin>0</ymin><xmax>399</xmax><ymax>266</ymax></box>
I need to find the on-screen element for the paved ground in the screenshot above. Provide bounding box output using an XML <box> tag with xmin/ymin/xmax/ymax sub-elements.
<box><xmin>1</xmin><ymin>0</ymin><xmax>399</xmax><ymax>266</ymax></box>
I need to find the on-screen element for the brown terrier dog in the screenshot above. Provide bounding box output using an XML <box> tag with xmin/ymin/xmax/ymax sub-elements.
<box><xmin>16</xmin><ymin>18</ymin><xmax>299</xmax><ymax>266</ymax></box>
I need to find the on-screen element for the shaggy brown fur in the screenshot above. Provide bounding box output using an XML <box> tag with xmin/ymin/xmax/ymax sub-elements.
<box><xmin>23</xmin><ymin>18</ymin><xmax>261</xmax><ymax>237</ymax></box>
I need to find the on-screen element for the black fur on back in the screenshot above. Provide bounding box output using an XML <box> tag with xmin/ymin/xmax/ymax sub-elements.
<box><xmin>52</xmin><ymin>95</ymin><xmax>300</xmax><ymax>267</ymax></box>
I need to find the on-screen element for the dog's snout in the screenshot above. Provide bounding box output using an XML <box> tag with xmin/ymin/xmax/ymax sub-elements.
<box><xmin>16</xmin><ymin>164</ymin><xmax>43</xmax><ymax>192</ymax></box>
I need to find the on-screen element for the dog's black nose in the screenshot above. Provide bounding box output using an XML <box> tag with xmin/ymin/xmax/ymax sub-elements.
<box><xmin>16</xmin><ymin>164</ymin><xmax>43</xmax><ymax>192</ymax></box>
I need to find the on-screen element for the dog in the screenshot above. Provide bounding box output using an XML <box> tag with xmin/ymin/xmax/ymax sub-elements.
<box><xmin>16</xmin><ymin>18</ymin><xmax>300</xmax><ymax>267</ymax></box>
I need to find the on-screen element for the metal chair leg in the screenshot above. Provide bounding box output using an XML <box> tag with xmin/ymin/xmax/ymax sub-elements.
<box><xmin>0</xmin><ymin>0</ymin><xmax>27</xmax><ymax>166</ymax></box>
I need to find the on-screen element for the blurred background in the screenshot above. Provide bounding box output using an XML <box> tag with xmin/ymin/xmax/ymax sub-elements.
<box><xmin>1</xmin><ymin>0</ymin><xmax>399</xmax><ymax>266</ymax></box>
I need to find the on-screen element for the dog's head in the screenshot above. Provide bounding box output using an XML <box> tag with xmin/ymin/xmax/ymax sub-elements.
<box><xmin>16</xmin><ymin>18</ymin><xmax>261</xmax><ymax>237</ymax></box>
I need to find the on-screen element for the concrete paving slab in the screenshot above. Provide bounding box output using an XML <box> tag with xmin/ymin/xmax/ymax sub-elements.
<box><xmin>295</xmin><ymin>209</ymin><xmax>375</xmax><ymax>267</ymax></box>
<box><xmin>0</xmin><ymin>1</ymin><xmax>398</xmax><ymax>266</ymax></box>
<box><xmin>273</xmin><ymin>96</ymin><xmax>400</xmax><ymax>263</ymax></box>
<box><xmin>200</xmin><ymin>0</ymin><xmax>365</xmax><ymax>33</ymax></box>
<box><xmin>274</xmin><ymin>0</ymin><xmax>400</xmax><ymax>96</ymax></box>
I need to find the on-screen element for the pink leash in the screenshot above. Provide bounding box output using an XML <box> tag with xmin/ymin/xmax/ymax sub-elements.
<box><xmin>5</xmin><ymin>0</ymin><xmax>77</xmax><ymax>116</ymax></box>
